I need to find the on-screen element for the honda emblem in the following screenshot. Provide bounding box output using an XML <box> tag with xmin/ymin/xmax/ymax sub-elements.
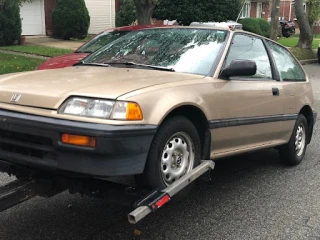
<box><xmin>10</xmin><ymin>94</ymin><xmax>22</xmax><ymax>103</ymax></box>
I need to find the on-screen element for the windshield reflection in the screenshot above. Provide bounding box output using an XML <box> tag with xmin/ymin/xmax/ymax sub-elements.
<box><xmin>83</xmin><ymin>28</ymin><xmax>228</xmax><ymax>75</ymax></box>
<box><xmin>76</xmin><ymin>31</ymin><xmax>128</xmax><ymax>53</ymax></box>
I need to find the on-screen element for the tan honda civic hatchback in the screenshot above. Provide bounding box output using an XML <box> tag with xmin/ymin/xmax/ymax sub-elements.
<box><xmin>0</xmin><ymin>26</ymin><xmax>316</xmax><ymax>191</ymax></box>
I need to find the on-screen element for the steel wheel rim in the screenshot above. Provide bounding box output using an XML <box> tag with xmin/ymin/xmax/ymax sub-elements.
<box><xmin>161</xmin><ymin>132</ymin><xmax>195</xmax><ymax>186</ymax></box>
<box><xmin>295</xmin><ymin>123</ymin><xmax>306</xmax><ymax>157</ymax></box>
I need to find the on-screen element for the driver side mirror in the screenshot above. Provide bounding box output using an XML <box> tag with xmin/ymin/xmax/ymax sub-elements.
<box><xmin>220</xmin><ymin>59</ymin><xmax>257</xmax><ymax>79</ymax></box>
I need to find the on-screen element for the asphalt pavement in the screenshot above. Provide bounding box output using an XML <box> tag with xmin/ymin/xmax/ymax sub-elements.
<box><xmin>1</xmin><ymin>64</ymin><xmax>320</xmax><ymax>240</ymax></box>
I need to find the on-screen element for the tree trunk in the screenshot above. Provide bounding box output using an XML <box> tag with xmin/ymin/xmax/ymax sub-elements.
<box><xmin>133</xmin><ymin>0</ymin><xmax>157</xmax><ymax>25</ymax></box>
<box><xmin>270</xmin><ymin>0</ymin><xmax>280</xmax><ymax>40</ymax></box>
<box><xmin>295</xmin><ymin>0</ymin><xmax>313</xmax><ymax>49</ymax></box>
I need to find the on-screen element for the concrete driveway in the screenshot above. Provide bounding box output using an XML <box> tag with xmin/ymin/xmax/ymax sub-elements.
<box><xmin>0</xmin><ymin>64</ymin><xmax>320</xmax><ymax>239</ymax></box>
<box><xmin>25</xmin><ymin>36</ymin><xmax>85</xmax><ymax>50</ymax></box>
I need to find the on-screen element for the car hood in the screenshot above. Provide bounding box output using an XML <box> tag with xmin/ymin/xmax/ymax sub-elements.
<box><xmin>0</xmin><ymin>66</ymin><xmax>202</xmax><ymax>109</ymax></box>
<box><xmin>36</xmin><ymin>53</ymin><xmax>89</xmax><ymax>70</ymax></box>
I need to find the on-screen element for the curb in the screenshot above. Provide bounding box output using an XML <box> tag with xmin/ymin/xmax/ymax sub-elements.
<box><xmin>299</xmin><ymin>59</ymin><xmax>319</xmax><ymax>65</ymax></box>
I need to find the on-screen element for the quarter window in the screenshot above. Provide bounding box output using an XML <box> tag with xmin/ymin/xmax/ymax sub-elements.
<box><xmin>267</xmin><ymin>41</ymin><xmax>306</xmax><ymax>81</ymax></box>
<box><xmin>225</xmin><ymin>34</ymin><xmax>273</xmax><ymax>80</ymax></box>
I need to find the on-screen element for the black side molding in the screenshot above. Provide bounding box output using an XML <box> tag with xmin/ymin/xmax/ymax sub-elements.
<box><xmin>209</xmin><ymin>114</ymin><xmax>298</xmax><ymax>129</ymax></box>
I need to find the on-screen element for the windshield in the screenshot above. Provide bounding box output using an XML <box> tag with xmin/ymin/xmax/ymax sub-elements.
<box><xmin>83</xmin><ymin>28</ymin><xmax>228</xmax><ymax>75</ymax></box>
<box><xmin>76</xmin><ymin>31</ymin><xmax>129</xmax><ymax>53</ymax></box>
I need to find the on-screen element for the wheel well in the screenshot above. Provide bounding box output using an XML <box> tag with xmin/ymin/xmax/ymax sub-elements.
<box><xmin>299</xmin><ymin>105</ymin><xmax>314</xmax><ymax>143</ymax></box>
<box><xmin>162</xmin><ymin>105</ymin><xmax>211</xmax><ymax>159</ymax></box>
<box><xmin>299</xmin><ymin>106</ymin><xmax>313</xmax><ymax>128</ymax></box>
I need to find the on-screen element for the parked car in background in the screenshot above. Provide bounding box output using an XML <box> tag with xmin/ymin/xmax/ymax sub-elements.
<box><xmin>0</xmin><ymin>26</ymin><xmax>315</xmax><ymax>195</ymax></box>
<box><xmin>280</xmin><ymin>20</ymin><xmax>295</xmax><ymax>38</ymax></box>
<box><xmin>190</xmin><ymin>21</ymin><xmax>243</xmax><ymax>30</ymax></box>
<box><xmin>36</xmin><ymin>25</ymin><xmax>164</xmax><ymax>70</ymax></box>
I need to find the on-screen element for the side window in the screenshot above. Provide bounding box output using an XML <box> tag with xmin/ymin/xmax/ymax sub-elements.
<box><xmin>225</xmin><ymin>34</ymin><xmax>273</xmax><ymax>80</ymax></box>
<box><xmin>267</xmin><ymin>41</ymin><xmax>306</xmax><ymax>81</ymax></box>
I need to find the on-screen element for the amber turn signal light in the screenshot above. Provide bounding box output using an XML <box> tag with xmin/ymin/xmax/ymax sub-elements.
<box><xmin>126</xmin><ymin>102</ymin><xmax>143</xmax><ymax>120</ymax></box>
<box><xmin>61</xmin><ymin>134</ymin><xmax>96</xmax><ymax>147</ymax></box>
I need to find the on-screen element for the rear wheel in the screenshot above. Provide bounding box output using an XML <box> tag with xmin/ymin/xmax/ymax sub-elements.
<box><xmin>135</xmin><ymin>116</ymin><xmax>201</xmax><ymax>193</ymax></box>
<box><xmin>280</xmin><ymin>114</ymin><xmax>308</xmax><ymax>165</ymax></box>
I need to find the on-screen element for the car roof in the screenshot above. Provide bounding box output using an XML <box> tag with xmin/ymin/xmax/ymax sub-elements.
<box><xmin>190</xmin><ymin>21</ymin><xmax>242</xmax><ymax>26</ymax></box>
<box><xmin>93</xmin><ymin>25</ymin><xmax>232</xmax><ymax>37</ymax></box>
<box><xmin>102</xmin><ymin>24</ymin><xmax>234</xmax><ymax>33</ymax></box>
<box><xmin>103</xmin><ymin>24</ymin><xmax>170</xmax><ymax>32</ymax></box>
<box><xmin>142</xmin><ymin>25</ymin><xmax>232</xmax><ymax>31</ymax></box>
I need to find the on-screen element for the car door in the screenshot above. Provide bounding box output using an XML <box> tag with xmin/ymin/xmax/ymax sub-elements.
<box><xmin>210</xmin><ymin>33</ymin><xmax>284</xmax><ymax>158</ymax></box>
<box><xmin>266</xmin><ymin>40</ymin><xmax>309</xmax><ymax>143</ymax></box>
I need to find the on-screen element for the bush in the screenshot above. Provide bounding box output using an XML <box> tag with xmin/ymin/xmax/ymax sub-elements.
<box><xmin>52</xmin><ymin>0</ymin><xmax>90</xmax><ymax>40</ymax></box>
<box><xmin>239</xmin><ymin>18</ymin><xmax>271</xmax><ymax>38</ymax></box>
<box><xmin>0</xmin><ymin>0</ymin><xmax>22</xmax><ymax>46</ymax></box>
<box><xmin>116</xmin><ymin>0</ymin><xmax>136</xmax><ymax>27</ymax></box>
<box><xmin>154</xmin><ymin>0</ymin><xmax>242</xmax><ymax>26</ymax></box>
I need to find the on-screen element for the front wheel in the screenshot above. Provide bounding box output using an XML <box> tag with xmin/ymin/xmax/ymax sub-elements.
<box><xmin>280</xmin><ymin>114</ymin><xmax>308</xmax><ymax>165</ymax></box>
<box><xmin>135</xmin><ymin>116</ymin><xmax>201</xmax><ymax>192</ymax></box>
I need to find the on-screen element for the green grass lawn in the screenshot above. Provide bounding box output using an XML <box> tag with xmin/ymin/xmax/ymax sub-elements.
<box><xmin>292</xmin><ymin>34</ymin><xmax>320</xmax><ymax>38</ymax></box>
<box><xmin>289</xmin><ymin>48</ymin><xmax>317</xmax><ymax>60</ymax></box>
<box><xmin>0</xmin><ymin>53</ymin><xmax>45</xmax><ymax>75</ymax></box>
<box><xmin>278</xmin><ymin>37</ymin><xmax>320</xmax><ymax>49</ymax></box>
<box><xmin>0</xmin><ymin>45</ymin><xmax>73</xmax><ymax>57</ymax></box>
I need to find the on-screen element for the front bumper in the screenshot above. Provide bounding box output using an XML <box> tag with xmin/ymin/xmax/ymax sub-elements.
<box><xmin>0</xmin><ymin>110</ymin><xmax>157</xmax><ymax>177</ymax></box>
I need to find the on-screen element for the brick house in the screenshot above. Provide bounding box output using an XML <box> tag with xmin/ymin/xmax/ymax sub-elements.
<box><xmin>240</xmin><ymin>0</ymin><xmax>312</xmax><ymax>29</ymax></box>
<box><xmin>242</xmin><ymin>0</ymin><xmax>320</xmax><ymax>33</ymax></box>
<box><xmin>20</xmin><ymin>0</ymin><xmax>117</xmax><ymax>36</ymax></box>
<box><xmin>240</xmin><ymin>0</ymin><xmax>309</xmax><ymax>21</ymax></box>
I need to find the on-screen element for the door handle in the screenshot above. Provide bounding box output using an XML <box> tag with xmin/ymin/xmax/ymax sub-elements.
<box><xmin>272</xmin><ymin>88</ymin><xmax>280</xmax><ymax>96</ymax></box>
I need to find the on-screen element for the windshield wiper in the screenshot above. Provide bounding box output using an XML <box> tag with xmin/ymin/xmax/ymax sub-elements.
<box><xmin>74</xmin><ymin>62</ymin><xmax>110</xmax><ymax>67</ymax></box>
<box><xmin>75</xmin><ymin>51</ymin><xmax>94</xmax><ymax>54</ymax></box>
<box><xmin>104</xmin><ymin>62</ymin><xmax>175</xmax><ymax>72</ymax></box>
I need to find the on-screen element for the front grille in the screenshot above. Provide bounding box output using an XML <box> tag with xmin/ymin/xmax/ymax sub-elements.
<box><xmin>0</xmin><ymin>130</ymin><xmax>55</xmax><ymax>160</ymax></box>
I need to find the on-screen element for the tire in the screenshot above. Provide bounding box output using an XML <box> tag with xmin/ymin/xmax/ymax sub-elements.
<box><xmin>280</xmin><ymin>114</ymin><xmax>308</xmax><ymax>166</ymax></box>
<box><xmin>283</xmin><ymin>32</ymin><xmax>291</xmax><ymax>38</ymax></box>
<box><xmin>282</xmin><ymin>29</ymin><xmax>289</xmax><ymax>38</ymax></box>
<box><xmin>135</xmin><ymin>116</ymin><xmax>201</xmax><ymax>194</ymax></box>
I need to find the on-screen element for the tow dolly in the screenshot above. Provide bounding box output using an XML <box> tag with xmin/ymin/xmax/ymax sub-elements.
<box><xmin>0</xmin><ymin>160</ymin><xmax>214</xmax><ymax>224</ymax></box>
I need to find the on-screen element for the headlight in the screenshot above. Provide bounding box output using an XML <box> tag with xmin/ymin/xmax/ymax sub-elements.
<box><xmin>59</xmin><ymin>97</ymin><xmax>115</xmax><ymax>118</ymax></box>
<box><xmin>58</xmin><ymin>97</ymin><xmax>143</xmax><ymax>120</ymax></box>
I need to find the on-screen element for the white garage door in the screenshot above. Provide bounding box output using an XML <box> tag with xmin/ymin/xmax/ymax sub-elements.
<box><xmin>20</xmin><ymin>0</ymin><xmax>45</xmax><ymax>35</ymax></box>
<box><xmin>85</xmin><ymin>0</ymin><xmax>115</xmax><ymax>34</ymax></box>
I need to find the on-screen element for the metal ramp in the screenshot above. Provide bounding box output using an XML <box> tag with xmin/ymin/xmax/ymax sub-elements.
<box><xmin>0</xmin><ymin>160</ymin><xmax>214</xmax><ymax>224</ymax></box>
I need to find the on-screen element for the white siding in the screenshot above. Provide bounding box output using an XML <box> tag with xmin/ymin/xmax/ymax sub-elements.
<box><xmin>85</xmin><ymin>0</ymin><xmax>116</xmax><ymax>34</ymax></box>
<box><xmin>111</xmin><ymin>0</ymin><xmax>115</xmax><ymax>28</ymax></box>
<box><xmin>20</xmin><ymin>0</ymin><xmax>45</xmax><ymax>35</ymax></box>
